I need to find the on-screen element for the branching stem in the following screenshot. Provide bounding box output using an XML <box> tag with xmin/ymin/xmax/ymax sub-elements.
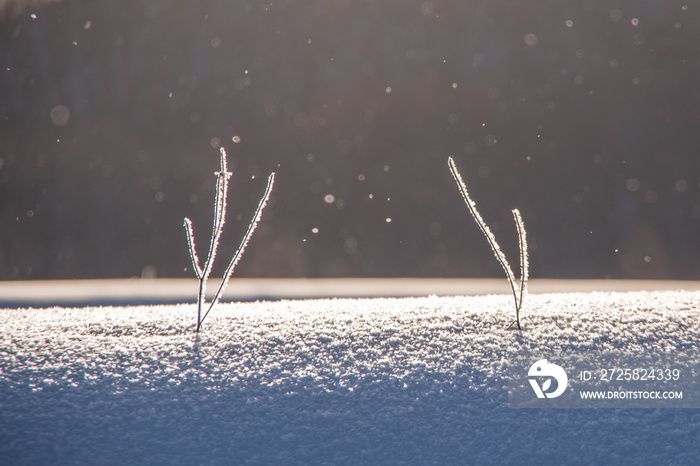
<box><xmin>200</xmin><ymin>172</ymin><xmax>275</xmax><ymax>325</ymax></box>
<box><xmin>184</xmin><ymin>148</ymin><xmax>275</xmax><ymax>333</ymax></box>
<box><xmin>448</xmin><ymin>156</ymin><xmax>529</xmax><ymax>330</ymax></box>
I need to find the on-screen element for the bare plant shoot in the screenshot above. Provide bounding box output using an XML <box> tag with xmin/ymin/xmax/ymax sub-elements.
<box><xmin>448</xmin><ymin>156</ymin><xmax>529</xmax><ymax>330</ymax></box>
<box><xmin>184</xmin><ymin>148</ymin><xmax>275</xmax><ymax>333</ymax></box>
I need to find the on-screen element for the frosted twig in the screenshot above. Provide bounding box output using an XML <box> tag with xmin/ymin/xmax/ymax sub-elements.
<box><xmin>184</xmin><ymin>147</ymin><xmax>275</xmax><ymax>333</ymax></box>
<box><xmin>448</xmin><ymin>157</ymin><xmax>519</xmax><ymax>302</ymax></box>
<box><xmin>200</xmin><ymin>172</ymin><xmax>275</xmax><ymax>325</ymax></box>
<box><xmin>201</xmin><ymin>149</ymin><xmax>231</xmax><ymax>282</ymax></box>
<box><xmin>448</xmin><ymin>156</ymin><xmax>529</xmax><ymax>330</ymax></box>
<box><xmin>513</xmin><ymin>208</ymin><xmax>528</xmax><ymax>330</ymax></box>
<box><xmin>183</xmin><ymin>218</ymin><xmax>203</xmax><ymax>280</ymax></box>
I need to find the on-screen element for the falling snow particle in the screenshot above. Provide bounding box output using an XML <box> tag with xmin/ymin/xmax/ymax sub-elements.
<box><xmin>83</xmin><ymin>21</ymin><xmax>92</xmax><ymax>29</ymax></box>
<box><xmin>232</xmin><ymin>136</ymin><xmax>241</xmax><ymax>143</ymax></box>
<box><xmin>324</xmin><ymin>194</ymin><xmax>335</xmax><ymax>204</ymax></box>
<box><xmin>610</xmin><ymin>9</ymin><xmax>622</xmax><ymax>22</ymax></box>
<box><xmin>385</xmin><ymin>86</ymin><xmax>392</xmax><ymax>94</ymax></box>
<box><xmin>644</xmin><ymin>256</ymin><xmax>652</xmax><ymax>263</ymax></box>
<box><xmin>385</xmin><ymin>218</ymin><xmax>392</xmax><ymax>223</ymax></box>
<box><xmin>565</xmin><ymin>20</ymin><xmax>573</xmax><ymax>28</ymax></box>
<box><xmin>524</xmin><ymin>34</ymin><xmax>538</xmax><ymax>46</ymax></box>
<box><xmin>50</xmin><ymin>105</ymin><xmax>71</xmax><ymax>126</ymax></box>
<box><xmin>311</xmin><ymin>228</ymin><xmax>319</xmax><ymax>234</ymax></box>
<box><xmin>631</xmin><ymin>18</ymin><xmax>639</xmax><ymax>26</ymax></box>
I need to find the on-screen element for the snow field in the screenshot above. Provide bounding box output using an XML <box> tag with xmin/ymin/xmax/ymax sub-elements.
<box><xmin>1</xmin><ymin>291</ymin><xmax>699</xmax><ymax>465</ymax></box>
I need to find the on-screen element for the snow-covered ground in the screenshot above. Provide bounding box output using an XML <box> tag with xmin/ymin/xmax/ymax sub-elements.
<box><xmin>2</xmin><ymin>291</ymin><xmax>699</xmax><ymax>465</ymax></box>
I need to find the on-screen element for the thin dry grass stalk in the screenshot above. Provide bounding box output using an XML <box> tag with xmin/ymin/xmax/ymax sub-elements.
<box><xmin>448</xmin><ymin>156</ymin><xmax>528</xmax><ymax>330</ymax></box>
<box><xmin>184</xmin><ymin>147</ymin><xmax>275</xmax><ymax>333</ymax></box>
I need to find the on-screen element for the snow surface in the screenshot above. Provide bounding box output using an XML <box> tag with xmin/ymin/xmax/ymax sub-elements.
<box><xmin>2</xmin><ymin>291</ymin><xmax>699</xmax><ymax>465</ymax></box>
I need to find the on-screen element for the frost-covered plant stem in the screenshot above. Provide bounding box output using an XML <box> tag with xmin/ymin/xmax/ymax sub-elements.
<box><xmin>512</xmin><ymin>208</ymin><xmax>528</xmax><ymax>330</ymax></box>
<box><xmin>448</xmin><ymin>156</ymin><xmax>528</xmax><ymax>330</ymax></box>
<box><xmin>184</xmin><ymin>148</ymin><xmax>275</xmax><ymax>333</ymax></box>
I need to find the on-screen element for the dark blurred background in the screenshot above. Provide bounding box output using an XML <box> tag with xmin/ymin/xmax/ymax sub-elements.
<box><xmin>1</xmin><ymin>0</ymin><xmax>699</xmax><ymax>280</ymax></box>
